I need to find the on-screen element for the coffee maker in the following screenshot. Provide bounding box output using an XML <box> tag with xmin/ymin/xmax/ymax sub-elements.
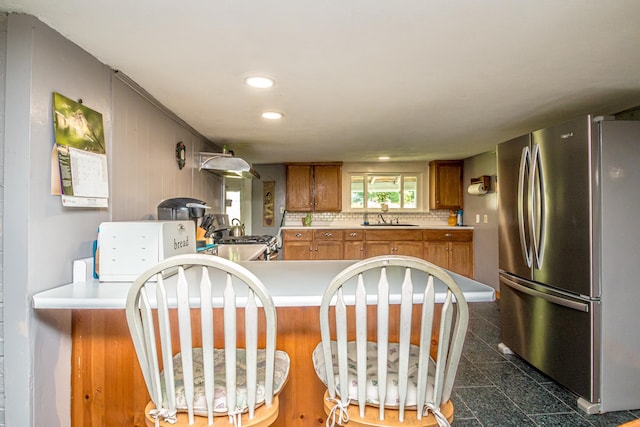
<box><xmin>157</xmin><ymin>197</ymin><xmax>210</xmax><ymax>222</ymax></box>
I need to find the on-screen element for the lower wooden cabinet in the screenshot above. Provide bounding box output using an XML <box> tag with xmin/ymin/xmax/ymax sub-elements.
<box><xmin>282</xmin><ymin>229</ymin><xmax>343</xmax><ymax>260</ymax></box>
<box><xmin>423</xmin><ymin>229</ymin><xmax>474</xmax><ymax>277</ymax></box>
<box><xmin>364</xmin><ymin>229</ymin><xmax>424</xmax><ymax>258</ymax></box>
<box><xmin>283</xmin><ymin>227</ymin><xmax>474</xmax><ymax>278</ymax></box>
<box><xmin>282</xmin><ymin>229</ymin><xmax>314</xmax><ymax>260</ymax></box>
<box><xmin>343</xmin><ymin>229</ymin><xmax>366</xmax><ymax>260</ymax></box>
<box><xmin>314</xmin><ymin>229</ymin><xmax>344</xmax><ymax>260</ymax></box>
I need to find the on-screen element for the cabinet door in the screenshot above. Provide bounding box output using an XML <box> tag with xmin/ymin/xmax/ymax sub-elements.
<box><xmin>282</xmin><ymin>229</ymin><xmax>313</xmax><ymax>260</ymax></box>
<box><xmin>429</xmin><ymin>160</ymin><xmax>463</xmax><ymax>210</ymax></box>
<box><xmin>423</xmin><ymin>242</ymin><xmax>449</xmax><ymax>268</ymax></box>
<box><xmin>394</xmin><ymin>241</ymin><xmax>423</xmax><ymax>258</ymax></box>
<box><xmin>449</xmin><ymin>241</ymin><xmax>473</xmax><ymax>277</ymax></box>
<box><xmin>343</xmin><ymin>230</ymin><xmax>365</xmax><ymax>260</ymax></box>
<box><xmin>313</xmin><ymin>165</ymin><xmax>342</xmax><ymax>212</ymax></box>
<box><xmin>315</xmin><ymin>240</ymin><xmax>343</xmax><ymax>260</ymax></box>
<box><xmin>283</xmin><ymin>241</ymin><xmax>313</xmax><ymax>260</ymax></box>
<box><xmin>344</xmin><ymin>241</ymin><xmax>365</xmax><ymax>260</ymax></box>
<box><xmin>286</xmin><ymin>165</ymin><xmax>313</xmax><ymax>211</ymax></box>
<box><xmin>365</xmin><ymin>241</ymin><xmax>393</xmax><ymax>257</ymax></box>
<box><xmin>314</xmin><ymin>229</ymin><xmax>343</xmax><ymax>260</ymax></box>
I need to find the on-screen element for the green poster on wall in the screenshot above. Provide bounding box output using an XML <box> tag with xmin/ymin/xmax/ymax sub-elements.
<box><xmin>51</xmin><ymin>92</ymin><xmax>109</xmax><ymax>207</ymax></box>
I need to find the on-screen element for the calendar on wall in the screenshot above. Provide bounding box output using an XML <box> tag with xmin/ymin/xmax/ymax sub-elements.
<box><xmin>50</xmin><ymin>92</ymin><xmax>109</xmax><ymax>207</ymax></box>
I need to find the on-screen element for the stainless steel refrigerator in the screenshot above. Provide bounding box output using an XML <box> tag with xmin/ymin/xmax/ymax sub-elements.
<box><xmin>497</xmin><ymin>114</ymin><xmax>640</xmax><ymax>414</ymax></box>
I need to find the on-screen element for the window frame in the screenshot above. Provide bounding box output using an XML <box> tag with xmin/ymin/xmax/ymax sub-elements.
<box><xmin>343</xmin><ymin>170</ymin><xmax>427</xmax><ymax>212</ymax></box>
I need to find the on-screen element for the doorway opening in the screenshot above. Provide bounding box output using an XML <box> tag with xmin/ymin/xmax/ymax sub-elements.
<box><xmin>224</xmin><ymin>177</ymin><xmax>252</xmax><ymax>232</ymax></box>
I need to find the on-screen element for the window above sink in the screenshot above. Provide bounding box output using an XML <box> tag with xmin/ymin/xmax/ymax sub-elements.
<box><xmin>350</xmin><ymin>173</ymin><xmax>419</xmax><ymax>210</ymax></box>
<box><xmin>341</xmin><ymin>161</ymin><xmax>428</xmax><ymax>213</ymax></box>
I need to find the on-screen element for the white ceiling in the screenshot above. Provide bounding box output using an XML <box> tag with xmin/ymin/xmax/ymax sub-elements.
<box><xmin>3</xmin><ymin>0</ymin><xmax>640</xmax><ymax>165</ymax></box>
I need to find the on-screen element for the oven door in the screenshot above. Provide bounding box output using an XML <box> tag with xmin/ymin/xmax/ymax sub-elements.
<box><xmin>265</xmin><ymin>248</ymin><xmax>280</xmax><ymax>260</ymax></box>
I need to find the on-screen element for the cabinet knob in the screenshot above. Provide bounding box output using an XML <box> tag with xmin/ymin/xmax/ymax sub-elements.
<box><xmin>445</xmin><ymin>233</ymin><xmax>452</xmax><ymax>237</ymax></box>
<box><xmin>350</xmin><ymin>232</ymin><xmax>357</xmax><ymax>237</ymax></box>
<box><xmin>295</xmin><ymin>233</ymin><xmax>303</xmax><ymax>237</ymax></box>
<box><xmin>324</xmin><ymin>232</ymin><xmax>333</xmax><ymax>237</ymax></box>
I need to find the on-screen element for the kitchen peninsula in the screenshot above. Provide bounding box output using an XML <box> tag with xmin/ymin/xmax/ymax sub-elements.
<box><xmin>34</xmin><ymin>257</ymin><xmax>494</xmax><ymax>426</ymax></box>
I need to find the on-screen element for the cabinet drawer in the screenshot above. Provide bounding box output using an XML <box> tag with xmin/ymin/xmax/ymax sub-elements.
<box><xmin>365</xmin><ymin>230</ymin><xmax>423</xmax><ymax>241</ymax></box>
<box><xmin>344</xmin><ymin>230</ymin><xmax>364</xmax><ymax>241</ymax></box>
<box><xmin>423</xmin><ymin>229</ymin><xmax>473</xmax><ymax>242</ymax></box>
<box><xmin>283</xmin><ymin>229</ymin><xmax>313</xmax><ymax>241</ymax></box>
<box><xmin>314</xmin><ymin>230</ymin><xmax>344</xmax><ymax>241</ymax></box>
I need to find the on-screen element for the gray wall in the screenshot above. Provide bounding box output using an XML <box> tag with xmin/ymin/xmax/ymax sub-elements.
<box><xmin>463</xmin><ymin>151</ymin><xmax>499</xmax><ymax>289</ymax></box>
<box><xmin>110</xmin><ymin>76</ymin><xmax>222</xmax><ymax>219</ymax></box>
<box><xmin>251</xmin><ymin>164</ymin><xmax>286</xmax><ymax>236</ymax></box>
<box><xmin>0</xmin><ymin>13</ymin><xmax>6</xmax><ymax>427</ymax></box>
<box><xmin>2</xmin><ymin>13</ymin><xmax>222</xmax><ymax>426</ymax></box>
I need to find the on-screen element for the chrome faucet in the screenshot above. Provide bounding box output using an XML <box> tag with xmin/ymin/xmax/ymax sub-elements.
<box><xmin>377</xmin><ymin>213</ymin><xmax>387</xmax><ymax>224</ymax></box>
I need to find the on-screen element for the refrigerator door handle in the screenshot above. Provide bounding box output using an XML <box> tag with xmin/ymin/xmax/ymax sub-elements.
<box><xmin>501</xmin><ymin>274</ymin><xmax>590</xmax><ymax>312</ymax></box>
<box><xmin>518</xmin><ymin>146</ymin><xmax>533</xmax><ymax>267</ymax></box>
<box><xmin>530</xmin><ymin>143</ymin><xmax>547</xmax><ymax>269</ymax></box>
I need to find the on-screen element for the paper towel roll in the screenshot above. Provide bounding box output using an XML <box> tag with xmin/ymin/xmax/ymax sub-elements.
<box><xmin>468</xmin><ymin>182</ymin><xmax>488</xmax><ymax>195</ymax></box>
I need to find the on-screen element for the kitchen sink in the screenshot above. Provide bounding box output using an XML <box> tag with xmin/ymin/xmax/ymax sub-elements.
<box><xmin>362</xmin><ymin>223</ymin><xmax>418</xmax><ymax>226</ymax></box>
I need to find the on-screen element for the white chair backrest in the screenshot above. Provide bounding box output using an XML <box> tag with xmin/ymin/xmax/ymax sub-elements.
<box><xmin>125</xmin><ymin>254</ymin><xmax>278</xmax><ymax>425</ymax></box>
<box><xmin>318</xmin><ymin>255</ymin><xmax>469</xmax><ymax>423</ymax></box>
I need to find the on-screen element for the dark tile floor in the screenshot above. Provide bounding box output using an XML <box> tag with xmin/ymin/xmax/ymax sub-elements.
<box><xmin>452</xmin><ymin>301</ymin><xmax>640</xmax><ymax>426</ymax></box>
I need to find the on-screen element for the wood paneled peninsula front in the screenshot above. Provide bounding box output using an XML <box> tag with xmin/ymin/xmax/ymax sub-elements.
<box><xmin>34</xmin><ymin>257</ymin><xmax>492</xmax><ymax>427</ymax></box>
<box><xmin>282</xmin><ymin>225</ymin><xmax>474</xmax><ymax>278</ymax></box>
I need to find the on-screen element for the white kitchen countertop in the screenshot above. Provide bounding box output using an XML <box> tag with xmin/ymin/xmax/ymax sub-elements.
<box><xmin>32</xmin><ymin>257</ymin><xmax>495</xmax><ymax>309</ymax></box>
<box><xmin>215</xmin><ymin>244</ymin><xmax>268</xmax><ymax>262</ymax></box>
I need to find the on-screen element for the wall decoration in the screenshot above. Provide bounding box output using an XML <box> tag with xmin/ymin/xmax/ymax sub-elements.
<box><xmin>263</xmin><ymin>181</ymin><xmax>275</xmax><ymax>226</ymax></box>
<box><xmin>176</xmin><ymin>142</ymin><xmax>186</xmax><ymax>169</ymax></box>
<box><xmin>50</xmin><ymin>92</ymin><xmax>109</xmax><ymax>207</ymax></box>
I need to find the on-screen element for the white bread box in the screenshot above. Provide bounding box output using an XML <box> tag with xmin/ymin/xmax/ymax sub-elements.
<box><xmin>98</xmin><ymin>220</ymin><xmax>196</xmax><ymax>282</ymax></box>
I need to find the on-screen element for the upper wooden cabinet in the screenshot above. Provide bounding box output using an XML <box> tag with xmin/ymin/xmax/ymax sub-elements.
<box><xmin>286</xmin><ymin>163</ymin><xmax>342</xmax><ymax>212</ymax></box>
<box><xmin>429</xmin><ymin>160</ymin><xmax>463</xmax><ymax>210</ymax></box>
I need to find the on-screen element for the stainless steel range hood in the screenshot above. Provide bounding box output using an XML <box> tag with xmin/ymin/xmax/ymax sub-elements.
<box><xmin>198</xmin><ymin>152</ymin><xmax>260</xmax><ymax>179</ymax></box>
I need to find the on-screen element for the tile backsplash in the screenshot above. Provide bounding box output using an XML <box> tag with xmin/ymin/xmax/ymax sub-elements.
<box><xmin>284</xmin><ymin>210</ymin><xmax>450</xmax><ymax>227</ymax></box>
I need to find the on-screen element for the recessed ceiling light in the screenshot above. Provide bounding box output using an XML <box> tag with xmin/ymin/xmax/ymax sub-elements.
<box><xmin>378</xmin><ymin>156</ymin><xmax>390</xmax><ymax>161</ymax></box>
<box><xmin>262</xmin><ymin>111</ymin><xmax>283</xmax><ymax>120</ymax></box>
<box><xmin>245</xmin><ymin>76</ymin><xmax>275</xmax><ymax>88</ymax></box>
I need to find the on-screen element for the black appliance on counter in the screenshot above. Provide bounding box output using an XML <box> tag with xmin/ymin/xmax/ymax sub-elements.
<box><xmin>157</xmin><ymin>197</ymin><xmax>210</xmax><ymax>222</ymax></box>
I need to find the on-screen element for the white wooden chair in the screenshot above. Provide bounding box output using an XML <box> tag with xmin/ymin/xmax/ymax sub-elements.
<box><xmin>312</xmin><ymin>255</ymin><xmax>469</xmax><ymax>427</ymax></box>
<box><xmin>125</xmin><ymin>254</ymin><xmax>290</xmax><ymax>427</ymax></box>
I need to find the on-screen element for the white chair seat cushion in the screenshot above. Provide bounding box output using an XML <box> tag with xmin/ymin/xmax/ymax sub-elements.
<box><xmin>312</xmin><ymin>341</ymin><xmax>435</xmax><ymax>408</ymax></box>
<box><xmin>168</xmin><ymin>347</ymin><xmax>290</xmax><ymax>416</ymax></box>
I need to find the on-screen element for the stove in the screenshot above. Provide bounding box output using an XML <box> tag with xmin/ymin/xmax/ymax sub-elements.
<box><xmin>217</xmin><ymin>235</ymin><xmax>276</xmax><ymax>245</ymax></box>
<box><xmin>216</xmin><ymin>235</ymin><xmax>279</xmax><ymax>260</ymax></box>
